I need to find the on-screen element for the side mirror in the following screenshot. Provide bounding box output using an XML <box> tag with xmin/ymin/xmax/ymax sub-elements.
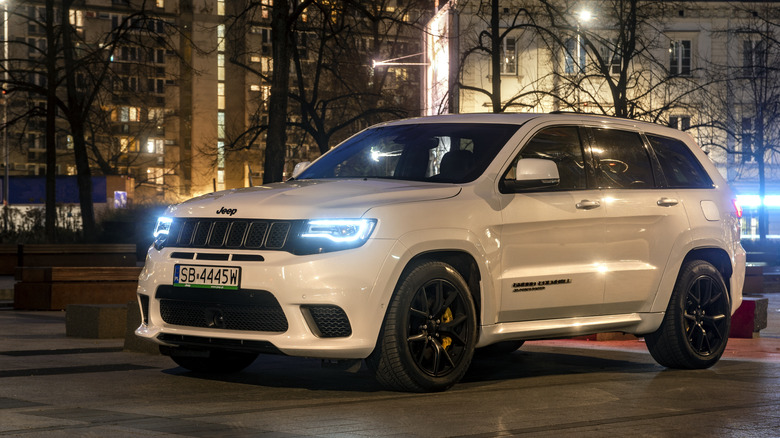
<box><xmin>291</xmin><ymin>161</ymin><xmax>311</xmax><ymax>178</ymax></box>
<box><xmin>500</xmin><ymin>158</ymin><xmax>560</xmax><ymax>193</ymax></box>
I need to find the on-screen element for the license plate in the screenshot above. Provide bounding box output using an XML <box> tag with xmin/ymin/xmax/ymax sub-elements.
<box><xmin>173</xmin><ymin>265</ymin><xmax>241</xmax><ymax>290</ymax></box>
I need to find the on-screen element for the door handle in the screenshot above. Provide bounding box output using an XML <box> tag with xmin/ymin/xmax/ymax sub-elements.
<box><xmin>576</xmin><ymin>200</ymin><xmax>601</xmax><ymax>210</ymax></box>
<box><xmin>657</xmin><ymin>197</ymin><xmax>679</xmax><ymax>207</ymax></box>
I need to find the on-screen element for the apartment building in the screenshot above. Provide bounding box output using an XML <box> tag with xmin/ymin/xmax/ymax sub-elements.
<box><xmin>2</xmin><ymin>0</ymin><xmax>425</xmax><ymax>206</ymax></box>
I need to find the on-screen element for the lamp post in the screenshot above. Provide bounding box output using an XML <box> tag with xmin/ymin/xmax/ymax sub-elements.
<box><xmin>575</xmin><ymin>9</ymin><xmax>592</xmax><ymax>111</ymax></box>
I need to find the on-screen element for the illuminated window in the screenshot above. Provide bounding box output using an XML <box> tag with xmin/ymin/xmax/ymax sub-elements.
<box><xmin>217</xmin><ymin>25</ymin><xmax>225</xmax><ymax>51</ymax></box>
<box><xmin>118</xmin><ymin>106</ymin><xmax>141</xmax><ymax>122</ymax></box>
<box><xmin>69</xmin><ymin>9</ymin><xmax>84</xmax><ymax>31</ymax></box>
<box><xmin>500</xmin><ymin>37</ymin><xmax>516</xmax><ymax>74</ymax></box>
<box><xmin>218</xmin><ymin>54</ymin><xmax>225</xmax><ymax>81</ymax></box>
<box><xmin>250</xmin><ymin>84</ymin><xmax>261</xmax><ymax>91</ymax></box>
<box><xmin>669</xmin><ymin>40</ymin><xmax>691</xmax><ymax>76</ymax></box>
<box><xmin>120</xmin><ymin>137</ymin><xmax>139</xmax><ymax>153</ymax></box>
<box><xmin>261</xmin><ymin>0</ymin><xmax>271</xmax><ymax>18</ymax></box>
<box><xmin>218</xmin><ymin>141</ymin><xmax>225</xmax><ymax>168</ymax></box>
<box><xmin>146</xmin><ymin>138</ymin><xmax>164</xmax><ymax>154</ymax></box>
<box><xmin>217</xmin><ymin>0</ymin><xmax>225</xmax><ymax>15</ymax></box>
<box><xmin>564</xmin><ymin>37</ymin><xmax>586</xmax><ymax>75</ymax></box>
<box><xmin>147</xmin><ymin>167</ymin><xmax>164</xmax><ymax>185</ymax></box>
<box><xmin>156</xmin><ymin>0</ymin><xmax>164</xmax><ymax>7</ymax></box>
<box><xmin>218</xmin><ymin>111</ymin><xmax>225</xmax><ymax>139</ymax></box>
<box><xmin>217</xmin><ymin>170</ymin><xmax>225</xmax><ymax>191</ymax></box>
<box><xmin>148</xmin><ymin>107</ymin><xmax>164</xmax><ymax>122</ymax></box>
<box><xmin>218</xmin><ymin>83</ymin><xmax>225</xmax><ymax>109</ymax></box>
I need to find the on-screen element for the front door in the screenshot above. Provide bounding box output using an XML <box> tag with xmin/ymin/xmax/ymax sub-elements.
<box><xmin>497</xmin><ymin>125</ymin><xmax>606</xmax><ymax>322</ymax></box>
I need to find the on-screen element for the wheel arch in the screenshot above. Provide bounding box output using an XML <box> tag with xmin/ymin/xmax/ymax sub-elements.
<box><xmin>403</xmin><ymin>250</ymin><xmax>483</xmax><ymax>327</ymax></box>
<box><xmin>682</xmin><ymin>247</ymin><xmax>733</xmax><ymax>289</ymax></box>
<box><xmin>651</xmin><ymin>246</ymin><xmax>735</xmax><ymax>314</ymax></box>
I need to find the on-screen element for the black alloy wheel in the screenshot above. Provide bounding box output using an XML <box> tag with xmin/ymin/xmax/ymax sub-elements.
<box><xmin>683</xmin><ymin>273</ymin><xmax>730</xmax><ymax>356</ymax></box>
<box><xmin>368</xmin><ymin>261</ymin><xmax>477</xmax><ymax>392</ymax></box>
<box><xmin>406</xmin><ymin>277</ymin><xmax>472</xmax><ymax>377</ymax></box>
<box><xmin>645</xmin><ymin>259</ymin><xmax>731</xmax><ymax>369</ymax></box>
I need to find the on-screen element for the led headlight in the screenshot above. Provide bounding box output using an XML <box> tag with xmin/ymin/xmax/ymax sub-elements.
<box><xmin>295</xmin><ymin>218</ymin><xmax>377</xmax><ymax>254</ymax></box>
<box><xmin>153</xmin><ymin>216</ymin><xmax>173</xmax><ymax>250</ymax></box>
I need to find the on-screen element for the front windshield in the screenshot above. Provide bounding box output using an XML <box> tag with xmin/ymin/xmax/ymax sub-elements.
<box><xmin>296</xmin><ymin>123</ymin><xmax>521</xmax><ymax>183</ymax></box>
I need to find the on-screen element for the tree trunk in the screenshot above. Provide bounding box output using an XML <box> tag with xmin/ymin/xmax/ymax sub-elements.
<box><xmin>756</xmin><ymin>110</ymin><xmax>768</xmax><ymax>242</ymax></box>
<box><xmin>490</xmin><ymin>0</ymin><xmax>501</xmax><ymax>113</ymax></box>
<box><xmin>61</xmin><ymin>1</ymin><xmax>97</xmax><ymax>240</ymax></box>
<box><xmin>44</xmin><ymin>0</ymin><xmax>56</xmax><ymax>242</ymax></box>
<box><xmin>264</xmin><ymin>0</ymin><xmax>292</xmax><ymax>184</ymax></box>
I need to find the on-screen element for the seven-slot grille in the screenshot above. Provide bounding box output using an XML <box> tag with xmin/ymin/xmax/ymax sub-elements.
<box><xmin>165</xmin><ymin>218</ymin><xmax>295</xmax><ymax>250</ymax></box>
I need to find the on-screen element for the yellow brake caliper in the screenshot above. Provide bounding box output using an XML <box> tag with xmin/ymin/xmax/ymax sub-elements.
<box><xmin>441</xmin><ymin>308</ymin><xmax>453</xmax><ymax>350</ymax></box>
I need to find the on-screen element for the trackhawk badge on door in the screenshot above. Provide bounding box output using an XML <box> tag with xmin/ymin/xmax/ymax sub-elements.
<box><xmin>513</xmin><ymin>278</ymin><xmax>572</xmax><ymax>293</ymax></box>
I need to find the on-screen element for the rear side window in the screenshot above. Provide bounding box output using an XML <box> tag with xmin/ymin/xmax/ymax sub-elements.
<box><xmin>647</xmin><ymin>135</ymin><xmax>713</xmax><ymax>188</ymax></box>
<box><xmin>591</xmin><ymin>128</ymin><xmax>655</xmax><ymax>189</ymax></box>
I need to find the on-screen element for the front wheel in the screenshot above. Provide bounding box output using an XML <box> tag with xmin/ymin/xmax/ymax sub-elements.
<box><xmin>368</xmin><ymin>261</ymin><xmax>477</xmax><ymax>392</ymax></box>
<box><xmin>645</xmin><ymin>259</ymin><xmax>731</xmax><ymax>369</ymax></box>
<box><xmin>169</xmin><ymin>349</ymin><xmax>259</xmax><ymax>373</ymax></box>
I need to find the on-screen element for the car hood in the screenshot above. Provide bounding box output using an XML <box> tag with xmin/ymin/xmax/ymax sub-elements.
<box><xmin>166</xmin><ymin>179</ymin><xmax>461</xmax><ymax>219</ymax></box>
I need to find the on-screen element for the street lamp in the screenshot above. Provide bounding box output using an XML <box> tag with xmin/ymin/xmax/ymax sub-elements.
<box><xmin>575</xmin><ymin>9</ymin><xmax>593</xmax><ymax>110</ymax></box>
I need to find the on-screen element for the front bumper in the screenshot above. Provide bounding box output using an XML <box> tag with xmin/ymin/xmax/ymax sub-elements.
<box><xmin>135</xmin><ymin>239</ymin><xmax>401</xmax><ymax>359</ymax></box>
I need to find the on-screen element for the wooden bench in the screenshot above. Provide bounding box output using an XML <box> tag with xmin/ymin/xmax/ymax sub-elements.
<box><xmin>0</xmin><ymin>243</ymin><xmax>137</xmax><ymax>275</ymax></box>
<box><xmin>14</xmin><ymin>266</ymin><xmax>142</xmax><ymax>310</ymax></box>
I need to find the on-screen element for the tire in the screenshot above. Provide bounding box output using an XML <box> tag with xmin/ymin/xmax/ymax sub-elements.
<box><xmin>645</xmin><ymin>259</ymin><xmax>731</xmax><ymax>369</ymax></box>
<box><xmin>476</xmin><ymin>340</ymin><xmax>525</xmax><ymax>357</ymax></box>
<box><xmin>169</xmin><ymin>349</ymin><xmax>259</xmax><ymax>373</ymax></box>
<box><xmin>367</xmin><ymin>261</ymin><xmax>477</xmax><ymax>392</ymax></box>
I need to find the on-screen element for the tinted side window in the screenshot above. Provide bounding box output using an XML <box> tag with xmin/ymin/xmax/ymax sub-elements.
<box><xmin>505</xmin><ymin>126</ymin><xmax>587</xmax><ymax>190</ymax></box>
<box><xmin>647</xmin><ymin>134</ymin><xmax>713</xmax><ymax>188</ymax></box>
<box><xmin>591</xmin><ymin>128</ymin><xmax>655</xmax><ymax>189</ymax></box>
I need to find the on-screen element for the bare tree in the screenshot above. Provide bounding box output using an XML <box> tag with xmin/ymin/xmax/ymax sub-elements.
<box><xmin>454</xmin><ymin>0</ymin><xmax>703</xmax><ymax>121</ymax></box>
<box><xmin>695</xmin><ymin>2</ymin><xmax>780</xmax><ymax>241</ymax></box>
<box><xmin>289</xmin><ymin>0</ymin><xmax>425</xmax><ymax>155</ymax></box>
<box><xmin>1</xmin><ymin>1</ymin><xmax>184</xmax><ymax>240</ymax></box>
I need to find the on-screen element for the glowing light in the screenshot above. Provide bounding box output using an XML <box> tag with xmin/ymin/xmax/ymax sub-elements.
<box><xmin>153</xmin><ymin>217</ymin><xmax>172</xmax><ymax>238</ymax></box>
<box><xmin>302</xmin><ymin>219</ymin><xmax>376</xmax><ymax>243</ymax></box>
<box><xmin>736</xmin><ymin>194</ymin><xmax>780</xmax><ymax>208</ymax></box>
<box><xmin>578</xmin><ymin>10</ymin><xmax>593</xmax><ymax>22</ymax></box>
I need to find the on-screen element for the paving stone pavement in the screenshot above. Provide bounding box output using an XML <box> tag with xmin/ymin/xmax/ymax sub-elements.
<box><xmin>1</xmin><ymin>278</ymin><xmax>779</xmax><ymax>437</ymax></box>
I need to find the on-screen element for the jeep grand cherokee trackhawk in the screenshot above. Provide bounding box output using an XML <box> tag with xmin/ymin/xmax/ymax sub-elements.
<box><xmin>136</xmin><ymin>113</ymin><xmax>746</xmax><ymax>392</ymax></box>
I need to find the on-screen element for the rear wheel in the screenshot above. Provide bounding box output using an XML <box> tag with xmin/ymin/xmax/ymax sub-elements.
<box><xmin>645</xmin><ymin>260</ymin><xmax>730</xmax><ymax>369</ymax></box>
<box><xmin>169</xmin><ymin>349</ymin><xmax>258</xmax><ymax>373</ymax></box>
<box><xmin>368</xmin><ymin>261</ymin><xmax>477</xmax><ymax>392</ymax></box>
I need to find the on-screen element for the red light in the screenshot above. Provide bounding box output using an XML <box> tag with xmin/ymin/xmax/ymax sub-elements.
<box><xmin>732</xmin><ymin>199</ymin><xmax>743</xmax><ymax>219</ymax></box>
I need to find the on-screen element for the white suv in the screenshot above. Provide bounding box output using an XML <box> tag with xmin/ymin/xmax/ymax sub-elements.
<box><xmin>137</xmin><ymin>113</ymin><xmax>746</xmax><ymax>392</ymax></box>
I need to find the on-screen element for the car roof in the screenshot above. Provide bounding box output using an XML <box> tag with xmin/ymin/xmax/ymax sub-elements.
<box><xmin>380</xmin><ymin>112</ymin><xmax>695</xmax><ymax>143</ymax></box>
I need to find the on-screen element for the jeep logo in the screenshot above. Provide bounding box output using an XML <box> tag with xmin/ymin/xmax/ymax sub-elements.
<box><xmin>216</xmin><ymin>207</ymin><xmax>237</xmax><ymax>216</ymax></box>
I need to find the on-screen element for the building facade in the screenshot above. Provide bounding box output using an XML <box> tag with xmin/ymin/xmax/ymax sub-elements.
<box><xmin>426</xmin><ymin>0</ymin><xmax>780</xmax><ymax>237</ymax></box>
<box><xmin>2</xmin><ymin>0</ymin><xmax>425</xmax><ymax>207</ymax></box>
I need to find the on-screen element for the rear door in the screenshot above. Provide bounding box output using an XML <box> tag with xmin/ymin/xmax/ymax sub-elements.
<box><xmin>588</xmin><ymin>128</ymin><xmax>692</xmax><ymax>314</ymax></box>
